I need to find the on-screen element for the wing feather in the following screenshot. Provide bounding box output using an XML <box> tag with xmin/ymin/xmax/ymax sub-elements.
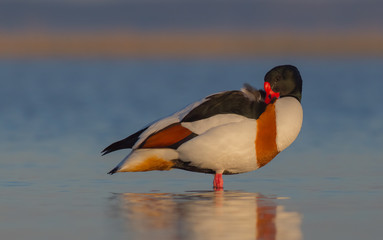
<box><xmin>139</xmin><ymin>123</ymin><xmax>196</xmax><ymax>149</ymax></box>
<box><xmin>101</xmin><ymin>127</ymin><xmax>148</xmax><ymax>155</ymax></box>
<box><xmin>102</xmin><ymin>84</ymin><xmax>266</xmax><ymax>155</ymax></box>
<box><xmin>182</xmin><ymin>84</ymin><xmax>266</xmax><ymax>122</ymax></box>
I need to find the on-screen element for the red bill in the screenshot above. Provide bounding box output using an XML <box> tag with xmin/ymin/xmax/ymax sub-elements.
<box><xmin>264</xmin><ymin>81</ymin><xmax>280</xmax><ymax>104</ymax></box>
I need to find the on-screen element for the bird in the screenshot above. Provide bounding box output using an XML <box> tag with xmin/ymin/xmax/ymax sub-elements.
<box><xmin>102</xmin><ymin>65</ymin><xmax>303</xmax><ymax>190</ymax></box>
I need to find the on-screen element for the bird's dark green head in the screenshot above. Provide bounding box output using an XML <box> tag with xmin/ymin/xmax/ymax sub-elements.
<box><xmin>264</xmin><ymin>65</ymin><xmax>303</xmax><ymax>102</ymax></box>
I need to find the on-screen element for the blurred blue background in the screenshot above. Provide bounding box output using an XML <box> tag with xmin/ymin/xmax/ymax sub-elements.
<box><xmin>1</xmin><ymin>0</ymin><xmax>382</xmax><ymax>32</ymax></box>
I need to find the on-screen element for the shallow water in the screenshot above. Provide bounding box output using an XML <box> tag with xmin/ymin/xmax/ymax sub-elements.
<box><xmin>109</xmin><ymin>191</ymin><xmax>302</xmax><ymax>240</ymax></box>
<box><xmin>1</xmin><ymin>58</ymin><xmax>382</xmax><ymax>239</ymax></box>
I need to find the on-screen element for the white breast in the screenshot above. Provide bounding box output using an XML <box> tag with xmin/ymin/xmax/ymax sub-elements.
<box><xmin>178</xmin><ymin>119</ymin><xmax>258</xmax><ymax>173</ymax></box>
<box><xmin>274</xmin><ymin>97</ymin><xmax>303</xmax><ymax>152</ymax></box>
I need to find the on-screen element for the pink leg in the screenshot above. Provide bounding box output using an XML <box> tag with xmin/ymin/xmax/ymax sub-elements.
<box><xmin>213</xmin><ymin>173</ymin><xmax>224</xmax><ymax>190</ymax></box>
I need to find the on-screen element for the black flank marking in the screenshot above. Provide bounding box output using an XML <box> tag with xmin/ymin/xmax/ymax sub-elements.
<box><xmin>101</xmin><ymin>127</ymin><xmax>148</xmax><ymax>155</ymax></box>
<box><xmin>171</xmin><ymin>159</ymin><xmax>238</xmax><ymax>175</ymax></box>
<box><xmin>182</xmin><ymin>88</ymin><xmax>267</xmax><ymax>123</ymax></box>
<box><xmin>167</xmin><ymin>133</ymin><xmax>198</xmax><ymax>149</ymax></box>
<box><xmin>108</xmin><ymin>166</ymin><xmax>119</xmax><ymax>175</ymax></box>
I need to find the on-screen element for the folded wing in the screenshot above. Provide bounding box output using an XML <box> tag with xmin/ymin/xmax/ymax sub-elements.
<box><xmin>102</xmin><ymin>84</ymin><xmax>267</xmax><ymax>155</ymax></box>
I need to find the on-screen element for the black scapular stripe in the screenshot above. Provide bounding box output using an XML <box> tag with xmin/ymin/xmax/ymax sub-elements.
<box><xmin>182</xmin><ymin>89</ymin><xmax>267</xmax><ymax>123</ymax></box>
<box><xmin>171</xmin><ymin>159</ymin><xmax>239</xmax><ymax>175</ymax></box>
<box><xmin>101</xmin><ymin>127</ymin><xmax>148</xmax><ymax>155</ymax></box>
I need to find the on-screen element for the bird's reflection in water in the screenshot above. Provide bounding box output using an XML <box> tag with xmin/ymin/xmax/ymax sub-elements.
<box><xmin>109</xmin><ymin>191</ymin><xmax>302</xmax><ymax>240</ymax></box>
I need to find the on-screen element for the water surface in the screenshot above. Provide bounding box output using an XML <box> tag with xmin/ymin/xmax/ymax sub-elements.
<box><xmin>1</xmin><ymin>58</ymin><xmax>382</xmax><ymax>239</ymax></box>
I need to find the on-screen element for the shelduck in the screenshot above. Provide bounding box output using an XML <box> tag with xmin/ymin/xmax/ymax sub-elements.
<box><xmin>102</xmin><ymin>65</ymin><xmax>303</xmax><ymax>190</ymax></box>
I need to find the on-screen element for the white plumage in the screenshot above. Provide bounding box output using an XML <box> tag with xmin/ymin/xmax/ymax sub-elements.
<box><xmin>103</xmin><ymin>65</ymin><xmax>304</xmax><ymax>189</ymax></box>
